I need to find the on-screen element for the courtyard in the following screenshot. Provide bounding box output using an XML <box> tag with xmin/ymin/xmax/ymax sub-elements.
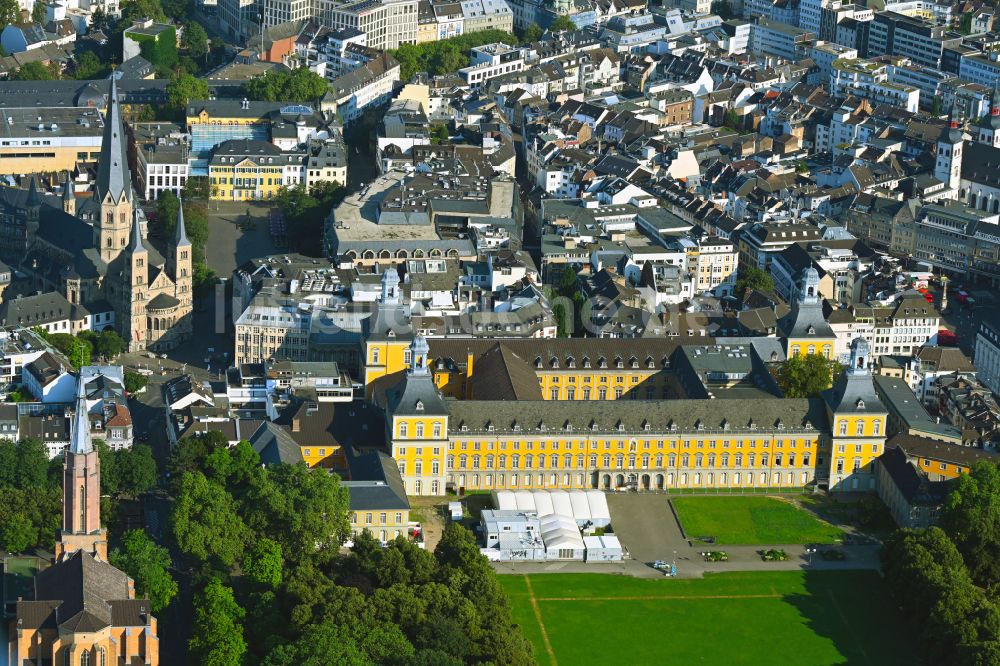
<box><xmin>501</xmin><ymin>571</ymin><xmax>917</xmax><ymax>666</ymax></box>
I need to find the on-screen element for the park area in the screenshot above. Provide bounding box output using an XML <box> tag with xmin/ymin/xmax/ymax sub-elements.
<box><xmin>501</xmin><ymin>571</ymin><xmax>916</xmax><ymax>666</ymax></box>
<box><xmin>672</xmin><ymin>496</ymin><xmax>844</xmax><ymax>545</ymax></box>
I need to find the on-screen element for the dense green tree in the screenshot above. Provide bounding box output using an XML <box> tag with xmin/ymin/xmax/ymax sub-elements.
<box><xmin>120</xmin><ymin>0</ymin><xmax>167</xmax><ymax>23</ymax></box>
<box><xmin>171</xmin><ymin>471</ymin><xmax>248</xmax><ymax>568</ymax></box>
<box><xmin>124</xmin><ymin>370</ymin><xmax>149</xmax><ymax>394</ymax></box>
<box><xmin>189</xmin><ymin>578</ymin><xmax>247</xmax><ymax>666</ymax></box>
<box><xmin>116</xmin><ymin>445</ymin><xmax>158</xmax><ymax>496</ymax></box>
<box><xmin>942</xmin><ymin>461</ymin><xmax>1000</xmax><ymax>588</ymax></box>
<box><xmin>242</xmin><ymin>463</ymin><xmax>350</xmax><ymax>555</ymax></box>
<box><xmin>0</xmin><ymin>512</ymin><xmax>36</xmax><ymax>553</ymax></box>
<box><xmin>165</xmin><ymin>73</ymin><xmax>208</xmax><ymax>115</ymax></box>
<box><xmin>882</xmin><ymin>527</ymin><xmax>1000</xmax><ymax>661</ymax></box>
<box><xmin>0</xmin><ymin>485</ymin><xmax>61</xmax><ymax>551</ymax></box>
<box><xmin>161</xmin><ymin>0</ymin><xmax>191</xmax><ymax>19</ymax></box>
<box><xmin>273</xmin><ymin>183</ymin><xmax>345</xmax><ymax>255</ymax></box>
<box><xmin>94</xmin><ymin>329</ymin><xmax>127</xmax><ymax>359</ymax></box>
<box><xmin>0</xmin><ymin>438</ymin><xmax>17</xmax><ymax>487</ymax></box>
<box><xmin>182</xmin><ymin>175</ymin><xmax>211</xmax><ymax>201</ymax></box>
<box><xmin>0</xmin><ymin>0</ymin><xmax>20</xmax><ymax>26</ymax></box>
<box><xmin>95</xmin><ymin>439</ymin><xmax>121</xmax><ymax>496</ymax></box>
<box><xmin>169</xmin><ymin>431</ymin><xmax>230</xmax><ymax>478</ymax></box>
<box><xmin>777</xmin><ymin>353</ymin><xmax>843</xmax><ymax>398</ymax></box>
<box><xmin>390</xmin><ymin>30</ymin><xmax>516</xmax><ymax>80</ymax></box>
<box><xmin>16</xmin><ymin>438</ymin><xmax>49</xmax><ymax>489</ymax></box>
<box><xmin>155</xmin><ymin>190</ymin><xmax>180</xmax><ymax>238</ymax></box>
<box><xmin>724</xmin><ymin>108</ymin><xmax>740</xmax><ymax>130</ymax></box>
<box><xmin>520</xmin><ymin>24</ymin><xmax>543</xmax><ymax>43</ymax></box>
<box><xmin>243</xmin><ymin>537</ymin><xmax>283</xmax><ymax>588</ymax></box>
<box><xmin>960</xmin><ymin>12</ymin><xmax>973</xmax><ymax>34</ymax></box>
<box><xmin>264</xmin><ymin>621</ymin><xmax>369</xmax><ymax>666</ymax></box>
<box><xmin>111</xmin><ymin>530</ymin><xmax>178</xmax><ymax>613</ymax></box>
<box><xmin>89</xmin><ymin>6</ymin><xmax>110</xmax><ymax>31</ymax></box>
<box><xmin>931</xmin><ymin>96</ymin><xmax>943</xmax><ymax>117</ymax></box>
<box><xmin>31</xmin><ymin>1</ymin><xmax>45</xmax><ymax>22</ymax></box>
<box><xmin>182</xmin><ymin>21</ymin><xmax>208</xmax><ymax>59</ymax></box>
<box><xmin>14</xmin><ymin>61</ymin><xmax>58</xmax><ymax>81</ymax></box>
<box><xmin>556</xmin><ymin>265</ymin><xmax>578</xmax><ymax>296</ymax></box>
<box><xmin>430</xmin><ymin>123</ymin><xmax>450</xmax><ymax>145</ymax></box>
<box><xmin>549</xmin><ymin>14</ymin><xmax>576</xmax><ymax>31</ymax></box>
<box><xmin>552</xmin><ymin>302</ymin><xmax>571</xmax><ymax>337</ymax></box>
<box><xmin>734</xmin><ymin>265</ymin><xmax>774</xmax><ymax>298</ymax></box>
<box><xmin>244</xmin><ymin>67</ymin><xmax>329</xmax><ymax>102</ymax></box>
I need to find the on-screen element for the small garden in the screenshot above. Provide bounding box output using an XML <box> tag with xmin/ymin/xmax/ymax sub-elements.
<box><xmin>759</xmin><ymin>548</ymin><xmax>789</xmax><ymax>562</ymax></box>
<box><xmin>701</xmin><ymin>550</ymin><xmax>729</xmax><ymax>562</ymax></box>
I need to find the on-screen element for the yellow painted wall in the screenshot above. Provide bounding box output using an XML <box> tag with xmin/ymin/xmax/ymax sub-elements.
<box><xmin>787</xmin><ymin>340</ymin><xmax>835</xmax><ymax>359</ymax></box>
<box><xmin>0</xmin><ymin>145</ymin><xmax>101</xmax><ymax>175</ymax></box>
<box><xmin>210</xmin><ymin>161</ymin><xmax>285</xmax><ymax>201</ymax></box>
<box><xmin>433</xmin><ymin>433</ymin><xmax>823</xmax><ymax>491</ymax></box>
<box><xmin>350</xmin><ymin>509</ymin><xmax>410</xmax><ymax>541</ymax></box>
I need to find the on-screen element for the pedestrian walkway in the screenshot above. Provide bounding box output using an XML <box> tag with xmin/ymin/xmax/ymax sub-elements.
<box><xmin>493</xmin><ymin>543</ymin><xmax>881</xmax><ymax>579</ymax></box>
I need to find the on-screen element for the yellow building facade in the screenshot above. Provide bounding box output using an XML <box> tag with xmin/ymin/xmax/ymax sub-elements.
<box><xmin>381</xmin><ymin>337</ymin><xmax>889</xmax><ymax>496</ymax></box>
<box><xmin>209</xmin><ymin>144</ymin><xmax>296</xmax><ymax>202</ymax></box>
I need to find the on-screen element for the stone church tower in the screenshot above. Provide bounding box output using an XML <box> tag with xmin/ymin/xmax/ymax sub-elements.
<box><xmin>54</xmin><ymin>378</ymin><xmax>108</xmax><ymax>561</ymax></box>
<box><xmin>95</xmin><ymin>76</ymin><xmax>134</xmax><ymax>264</ymax></box>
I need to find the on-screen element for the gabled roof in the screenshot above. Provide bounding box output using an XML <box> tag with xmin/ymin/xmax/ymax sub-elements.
<box><xmin>469</xmin><ymin>344</ymin><xmax>543</xmax><ymax>401</ymax></box>
<box><xmin>33</xmin><ymin>550</ymin><xmax>136</xmax><ymax>632</ymax></box>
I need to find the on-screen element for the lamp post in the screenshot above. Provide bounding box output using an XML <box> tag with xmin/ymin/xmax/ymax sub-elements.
<box><xmin>806</xmin><ymin>547</ymin><xmax>817</xmax><ymax>566</ymax></box>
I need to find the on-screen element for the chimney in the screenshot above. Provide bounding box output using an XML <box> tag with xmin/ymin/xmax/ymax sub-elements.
<box><xmin>291</xmin><ymin>416</ymin><xmax>301</xmax><ymax>432</ymax></box>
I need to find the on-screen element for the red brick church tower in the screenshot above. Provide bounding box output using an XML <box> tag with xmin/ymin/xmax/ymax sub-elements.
<box><xmin>54</xmin><ymin>377</ymin><xmax>108</xmax><ymax>561</ymax></box>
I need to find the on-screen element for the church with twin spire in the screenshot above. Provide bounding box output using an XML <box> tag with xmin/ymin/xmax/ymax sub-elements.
<box><xmin>1</xmin><ymin>76</ymin><xmax>193</xmax><ymax>352</ymax></box>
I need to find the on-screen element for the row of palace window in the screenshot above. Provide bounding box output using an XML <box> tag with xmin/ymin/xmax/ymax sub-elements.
<box><xmin>448</xmin><ymin>438</ymin><xmax>816</xmax><ymax>451</ymax></box>
<box><xmin>351</xmin><ymin>511</ymin><xmax>404</xmax><ymax>525</ymax></box>
<box><xmin>401</xmin><ymin>452</ymin><xmax>819</xmax><ymax>474</ymax></box>
<box><xmin>838</xmin><ymin>420</ymin><xmax>882</xmax><ymax>436</ymax></box>
<box><xmin>398</xmin><ymin>422</ymin><xmax>443</xmax><ymax>438</ymax></box>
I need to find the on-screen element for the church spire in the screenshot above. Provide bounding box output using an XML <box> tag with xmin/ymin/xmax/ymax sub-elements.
<box><xmin>175</xmin><ymin>195</ymin><xmax>191</xmax><ymax>247</ymax></box>
<box><xmin>69</xmin><ymin>376</ymin><xmax>93</xmax><ymax>455</ymax></box>
<box><xmin>26</xmin><ymin>175</ymin><xmax>41</xmax><ymax>207</ymax></box>
<box><xmin>96</xmin><ymin>76</ymin><xmax>132</xmax><ymax>205</ymax></box>
<box><xmin>128</xmin><ymin>207</ymin><xmax>146</xmax><ymax>254</ymax></box>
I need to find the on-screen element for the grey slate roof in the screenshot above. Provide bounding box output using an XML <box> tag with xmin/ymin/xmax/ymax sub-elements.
<box><xmin>95</xmin><ymin>77</ymin><xmax>132</xmax><ymax>205</ymax></box>
<box><xmin>448</xmin><ymin>397</ymin><xmax>828</xmax><ymax>434</ymax></box>
<box><xmin>344</xmin><ymin>450</ymin><xmax>409</xmax><ymax>511</ymax></box>
<box><xmin>248</xmin><ymin>421</ymin><xmax>305</xmax><ymax>465</ymax></box>
<box><xmin>32</xmin><ymin>550</ymin><xmax>137</xmax><ymax>633</ymax></box>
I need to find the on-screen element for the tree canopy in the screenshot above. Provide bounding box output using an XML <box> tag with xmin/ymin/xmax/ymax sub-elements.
<box><xmin>111</xmin><ymin>530</ymin><xmax>178</xmax><ymax>613</ymax></box>
<box><xmin>166</xmin><ymin>74</ymin><xmax>209</xmax><ymax>115</ymax></box>
<box><xmin>548</xmin><ymin>14</ymin><xmax>576</xmax><ymax>32</ymax></box>
<box><xmin>882</xmin><ymin>527</ymin><xmax>1000</xmax><ymax>664</ymax></box>
<box><xmin>0</xmin><ymin>0</ymin><xmax>20</xmax><ymax>26</ymax></box>
<box><xmin>735</xmin><ymin>265</ymin><xmax>774</xmax><ymax>298</ymax></box>
<box><xmin>189</xmin><ymin>578</ymin><xmax>247</xmax><ymax>666</ymax></box>
<box><xmin>13</xmin><ymin>61</ymin><xmax>59</xmax><ymax>81</ymax></box>
<box><xmin>390</xmin><ymin>30</ymin><xmax>516</xmax><ymax>81</ymax></box>
<box><xmin>244</xmin><ymin>68</ymin><xmax>330</xmax><ymax>102</ymax></box>
<box><xmin>273</xmin><ymin>183</ymin><xmax>346</xmax><ymax>255</ymax></box>
<box><xmin>942</xmin><ymin>461</ymin><xmax>1000</xmax><ymax>589</ymax></box>
<box><xmin>776</xmin><ymin>353</ymin><xmax>843</xmax><ymax>398</ymax></box>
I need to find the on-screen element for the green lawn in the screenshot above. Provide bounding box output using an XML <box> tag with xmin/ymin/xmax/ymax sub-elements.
<box><xmin>502</xmin><ymin>571</ymin><xmax>916</xmax><ymax>666</ymax></box>
<box><xmin>673</xmin><ymin>496</ymin><xmax>844</xmax><ymax>544</ymax></box>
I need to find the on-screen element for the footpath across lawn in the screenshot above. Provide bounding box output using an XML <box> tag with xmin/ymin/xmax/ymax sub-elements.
<box><xmin>672</xmin><ymin>495</ymin><xmax>843</xmax><ymax>544</ymax></box>
<box><xmin>501</xmin><ymin>571</ymin><xmax>916</xmax><ymax>666</ymax></box>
